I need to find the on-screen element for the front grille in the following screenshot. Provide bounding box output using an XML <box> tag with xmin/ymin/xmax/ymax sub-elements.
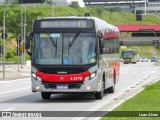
<box><xmin>43</xmin><ymin>69</ymin><xmax>84</xmax><ymax>74</ymax></box>
<box><xmin>43</xmin><ymin>82</ymin><xmax>83</xmax><ymax>89</ymax></box>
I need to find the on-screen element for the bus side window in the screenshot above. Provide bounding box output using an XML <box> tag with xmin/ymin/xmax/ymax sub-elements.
<box><xmin>102</xmin><ymin>40</ymin><xmax>111</xmax><ymax>54</ymax></box>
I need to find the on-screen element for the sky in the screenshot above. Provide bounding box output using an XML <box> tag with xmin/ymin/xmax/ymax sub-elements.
<box><xmin>67</xmin><ymin>0</ymin><xmax>85</xmax><ymax>7</ymax></box>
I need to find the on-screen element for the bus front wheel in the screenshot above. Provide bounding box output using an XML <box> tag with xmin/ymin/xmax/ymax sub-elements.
<box><xmin>95</xmin><ymin>81</ymin><xmax>104</xmax><ymax>99</ymax></box>
<box><xmin>41</xmin><ymin>92</ymin><xmax>51</xmax><ymax>99</ymax></box>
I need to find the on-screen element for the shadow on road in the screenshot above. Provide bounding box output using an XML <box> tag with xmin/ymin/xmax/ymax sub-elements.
<box><xmin>0</xmin><ymin>93</ymin><xmax>109</xmax><ymax>103</ymax></box>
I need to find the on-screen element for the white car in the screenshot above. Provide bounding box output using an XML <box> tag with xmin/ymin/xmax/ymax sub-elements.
<box><xmin>141</xmin><ymin>57</ymin><xmax>148</xmax><ymax>62</ymax></box>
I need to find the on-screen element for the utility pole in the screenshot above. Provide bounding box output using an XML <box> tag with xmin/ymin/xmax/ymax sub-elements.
<box><xmin>3</xmin><ymin>8</ymin><xmax>6</xmax><ymax>79</ymax></box>
<box><xmin>20</xmin><ymin>5</ymin><xmax>23</xmax><ymax>69</ymax></box>
<box><xmin>144</xmin><ymin>0</ymin><xmax>147</xmax><ymax>14</ymax></box>
<box><xmin>23</xmin><ymin>5</ymin><xmax>26</xmax><ymax>65</ymax></box>
<box><xmin>52</xmin><ymin>0</ymin><xmax>54</xmax><ymax>17</ymax></box>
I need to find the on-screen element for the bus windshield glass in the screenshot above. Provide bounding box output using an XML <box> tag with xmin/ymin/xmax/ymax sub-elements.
<box><xmin>33</xmin><ymin>33</ymin><xmax>96</xmax><ymax>65</ymax></box>
<box><xmin>122</xmin><ymin>52</ymin><xmax>134</xmax><ymax>58</ymax></box>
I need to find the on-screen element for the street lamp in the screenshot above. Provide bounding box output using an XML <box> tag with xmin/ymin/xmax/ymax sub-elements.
<box><xmin>139</xmin><ymin>29</ymin><xmax>159</xmax><ymax>66</ymax></box>
<box><xmin>2</xmin><ymin>0</ymin><xmax>15</xmax><ymax>79</ymax></box>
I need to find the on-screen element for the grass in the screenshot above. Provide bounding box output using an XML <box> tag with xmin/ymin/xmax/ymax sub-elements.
<box><xmin>101</xmin><ymin>80</ymin><xmax>160</xmax><ymax>120</ymax></box>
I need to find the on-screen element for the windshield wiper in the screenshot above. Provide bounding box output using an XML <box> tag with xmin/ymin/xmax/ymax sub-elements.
<box><xmin>69</xmin><ymin>30</ymin><xmax>81</xmax><ymax>47</ymax></box>
<box><xmin>47</xmin><ymin>33</ymin><xmax>57</xmax><ymax>47</ymax></box>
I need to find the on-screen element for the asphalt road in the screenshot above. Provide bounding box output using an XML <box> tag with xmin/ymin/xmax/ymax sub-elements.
<box><xmin>0</xmin><ymin>62</ymin><xmax>160</xmax><ymax>120</ymax></box>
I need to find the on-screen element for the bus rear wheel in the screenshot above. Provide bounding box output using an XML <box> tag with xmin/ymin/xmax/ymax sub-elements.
<box><xmin>41</xmin><ymin>92</ymin><xmax>51</xmax><ymax>99</ymax></box>
<box><xmin>108</xmin><ymin>80</ymin><xmax>115</xmax><ymax>93</ymax></box>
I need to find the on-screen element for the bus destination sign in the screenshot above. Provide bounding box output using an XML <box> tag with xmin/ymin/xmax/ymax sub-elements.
<box><xmin>39</xmin><ymin>19</ymin><xmax>94</xmax><ymax>29</ymax></box>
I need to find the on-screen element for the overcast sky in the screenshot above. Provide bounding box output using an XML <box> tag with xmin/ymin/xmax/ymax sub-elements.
<box><xmin>67</xmin><ymin>0</ymin><xmax>84</xmax><ymax>7</ymax></box>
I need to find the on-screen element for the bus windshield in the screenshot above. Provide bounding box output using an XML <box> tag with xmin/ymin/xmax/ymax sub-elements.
<box><xmin>122</xmin><ymin>52</ymin><xmax>134</xmax><ymax>58</ymax></box>
<box><xmin>33</xmin><ymin>33</ymin><xmax>96</xmax><ymax>65</ymax></box>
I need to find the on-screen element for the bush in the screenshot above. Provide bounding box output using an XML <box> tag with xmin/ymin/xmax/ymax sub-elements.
<box><xmin>5</xmin><ymin>48</ymin><xmax>16</xmax><ymax>61</ymax></box>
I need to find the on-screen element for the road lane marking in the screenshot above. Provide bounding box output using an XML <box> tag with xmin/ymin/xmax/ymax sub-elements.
<box><xmin>0</xmin><ymin>87</ymin><xmax>30</xmax><ymax>95</ymax></box>
<box><xmin>3</xmin><ymin>108</ymin><xmax>15</xmax><ymax>111</ymax></box>
<box><xmin>122</xmin><ymin>72</ymin><xmax>127</xmax><ymax>74</ymax></box>
<box><xmin>0</xmin><ymin>78</ymin><xmax>30</xmax><ymax>84</ymax></box>
<box><xmin>22</xmin><ymin>74</ymin><xmax>31</xmax><ymax>76</ymax></box>
<box><xmin>142</xmin><ymin>72</ymin><xmax>147</xmax><ymax>74</ymax></box>
<box><xmin>133</xmin><ymin>72</ymin><xmax>137</xmax><ymax>74</ymax></box>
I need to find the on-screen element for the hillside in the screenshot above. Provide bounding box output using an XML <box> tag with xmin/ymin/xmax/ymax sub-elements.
<box><xmin>25</xmin><ymin>6</ymin><xmax>160</xmax><ymax>25</ymax></box>
<box><xmin>0</xmin><ymin>5</ymin><xmax>160</xmax><ymax>61</ymax></box>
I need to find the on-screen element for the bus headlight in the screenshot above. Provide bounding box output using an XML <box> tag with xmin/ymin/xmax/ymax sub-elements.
<box><xmin>84</xmin><ymin>71</ymin><xmax>97</xmax><ymax>83</ymax></box>
<box><xmin>32</xmin><ymin>73</ymin><xmax>42</xmax><ymax>84</ymax></box>
<box><xmin>84</xmin><ymin>76</ymin><xmax>90</xmax><ymax>83</ymax></box>
<box><xmin>90</xmin><ymin>72</ymin><xmax>96</xmax><ymax>79</ymax></box>
<box><xmin>37</xmin><ymin>76</ymin><xmax>42</xmax><ymax>84</ymax></box>
<box><xmin>32</xmin><ymin>73</ymin><xmax>36</xmax><ymax>79</ymax></box>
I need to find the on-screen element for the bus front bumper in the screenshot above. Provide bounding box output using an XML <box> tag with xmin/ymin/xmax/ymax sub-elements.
<box><xmin>31</xmin><ymin>76</ymin><xmax>101</xmax><ymax>93</ymax></box>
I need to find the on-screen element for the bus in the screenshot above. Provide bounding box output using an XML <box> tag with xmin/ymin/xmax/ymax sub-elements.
<box><xmin>25</xmin><ymin>15</ymin><xmax>120</xmax><ymax>100</ymax></box>
<box><xmin>122</xmin><ymin>49</ymin><xmax>137</xmax><ymax>64</ymax></box>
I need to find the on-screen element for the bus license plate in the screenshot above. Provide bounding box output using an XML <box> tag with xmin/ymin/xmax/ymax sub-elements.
<box><xmin>56</xmin><ymin>84</ymin><xmax>68</xmax><ymax>90</ymax></box>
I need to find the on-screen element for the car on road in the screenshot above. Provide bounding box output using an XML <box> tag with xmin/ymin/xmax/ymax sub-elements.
<box><xmin>151</xmin><ymin>56</ymin><xmax>158</xmax><ymax>62</ymax></box>
<box><xmin>141</xmin><ymin>57</ymin><xmax>148</xmax><ymax>62</ymax></box>
<box><xmin>120</xmin><ymin>57</ymin><xmax>123</xmax><ymax>62</ymax></box>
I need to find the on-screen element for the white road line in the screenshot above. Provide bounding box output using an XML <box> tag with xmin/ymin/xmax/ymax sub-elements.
<box><xmin>22</xmin><ymin>74</ymin><xmax>31</xmax><ymax>76</ymax></box>
<box><xmin>0</xmin><ymin>87</ymin><xmax>30</xmax><ymax>95</ymax></box>
<box><xmin>142</xmin><ymin>72</ymin><xmax>147</xmax><ymax>74</ymax></box>
<box><xmin>122</xmin><ymin>72</ymin><xmax>127</xmax><ymax>74</ymax></box>
<box><xmin>21</xmin><ymin>70</ymin><xmax>31</xmax><ymax>72</ymax></box>
<box><xmin>3</xmin><ymin>108</ymin><xmax>15</xmax><ymax>111</ymax></box>
<box><xmin>0</xmin><ymin>78</ymin><xmax>30</xmax><ymax>84</ymax></box>
<box><xmin>0</xmin><ymin>81</ymin><xmax>10</xmax><ymax>83</ymax></box>
<box><xmin>151</xmin><ymin>71</ymin><xmax>156</xmax><ymax>73</ymax></box>
<box><xmin>121</xmin><ymin>68</ymin><xmax>152</xmax><ymax>70</ymax></box>
<box><xmin>133</xmin><ymin>72</ymin><xmax>137</xmax><ymax>74</ymax></box>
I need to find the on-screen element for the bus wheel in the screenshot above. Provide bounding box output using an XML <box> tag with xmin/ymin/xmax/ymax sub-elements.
<box><xmin>95</xmin><ymin>81</ymin><xmax>104</xmax><ymax>99</ymax></box>
<box><xmin>108</xmin><ymin>78</ymin><xmax>115</xmax><ymax>93</ymax></box>
<box><xmin>41</xmin><ymin>92</ymin><xmax>51</xmax><ymax>99</ymax></box>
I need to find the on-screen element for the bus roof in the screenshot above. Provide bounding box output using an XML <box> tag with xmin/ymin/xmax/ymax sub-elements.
<box><xmin>34</xmin><ymin>16</ymin><xmax>119</xmax><ymax>32</ymax></box>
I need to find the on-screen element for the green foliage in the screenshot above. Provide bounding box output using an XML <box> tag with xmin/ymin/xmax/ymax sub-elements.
<box><xmin>69</xmin><ymin>1</ymin><xmax>80</xmax><ymax>9</ymax></box>
<box><xmin>45</xmin><ymin>0</ymin><xmax>53</xmax><ymax>6</ymax></box>
<box><xmin>0</xmin><ymin>5</ymin><xmax>44</xmax><ymax>39</ymax></box>
<box><xmin>120</xmin><ymin>46</ymin><xmax>160</xmax><ymax>59</ymax></box>
<box><xmin>5</xmin><ymin>48</ymin><xmax>16</xmax><ymax>60</ymax></box>
<box><xmin>104</xmin><ymin>7</ymin><xmax>121</xmax><ymax>13</ymax></box>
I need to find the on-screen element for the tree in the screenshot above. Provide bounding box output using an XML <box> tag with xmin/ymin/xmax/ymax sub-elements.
<box><xmin>104</xmin><ymin>7</ymin><xmax>121</xmax><ymax>18</ymax></box>
<box><xmin>45</xmin><ymin>0</ymin><xmax>53</xmax><ymax>6</ymax></box>
<box><xmin>69</xmin><ymin>1</ymin><xmax>80</xmax><ymax>9</ymax></box>
<box><xmin>2</xmin><ymin>7</ymin><xmax>43</xmax><ymax>39</ymax></box>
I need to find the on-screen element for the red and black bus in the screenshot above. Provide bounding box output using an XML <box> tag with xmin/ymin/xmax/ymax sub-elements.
<box><xmin>26</xmin><ymin>16</ymin><xmax>120</xmax><ymax>99</ymax></box>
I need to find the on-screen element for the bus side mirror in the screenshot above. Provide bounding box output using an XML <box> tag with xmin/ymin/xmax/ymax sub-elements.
<box><xmin>25</xmin><ymin>32</ymin><xmax>33</xmax><ymax>56</ymax></box>
<box><xmin>25</xmin><ymin>32</ymin><xmax>33</xmax><ymax>49</ymax></box>
<box><xmin>98</xmin><ymin>36</ymin><xmax>104</xmax><ymax>54</ymax></box>
<box><xmin>98</xmin><ymin>33</ymin><xmax>103</xmax><ymax>38</ymax></box>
